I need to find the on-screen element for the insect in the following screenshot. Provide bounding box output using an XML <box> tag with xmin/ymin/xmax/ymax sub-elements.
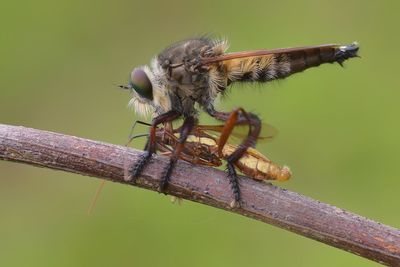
<box><xmin>127</xmin><ymin>121</ymin><xmax>290</xmax><ymax>207</ymax></box>
<box><xmin>155</xmin><ymin>124</ymin><xmax>292</xmax><ymax>181</ymax></box>
<box><xmin>121</xmin><ymin>37</ymin><xmax>359</xmax><ymax>206</ymax></box>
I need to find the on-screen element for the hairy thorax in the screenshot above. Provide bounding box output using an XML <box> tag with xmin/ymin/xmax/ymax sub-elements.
<box><xmin>155</xmin><ymin>38</ymin><xmax>226</xmax><ymax>117</ymax></box>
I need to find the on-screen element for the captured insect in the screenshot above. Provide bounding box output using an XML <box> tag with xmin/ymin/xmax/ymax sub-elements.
<box><xmin>120</xmin><ymin>37</ymin><xmax>359</xmax><ymax>206</ymax></box>
<box><xmin>126</xmin><ymin>120</ymin><xmax>290</xmax><ymax>207</ymax></box>
<box><xmin>132</xmin><ymin>120</ymin><xmax>291</xmax><ymax>181</ymax></box>
<box><xmin>157</xmin><ymin>124</ymin><xmax>291</xmax><ymax>181</ymax></box>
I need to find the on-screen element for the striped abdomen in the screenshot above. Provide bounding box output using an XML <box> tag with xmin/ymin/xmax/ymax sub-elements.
<box><xmin>214</xmin><ymin>42</ymin><xmax>359</xmax><ymax>84</ymax></box>
<box><xmin>222</xmin><ymin>144</ymin><xmax>292</xmax><ymax>181</ymax></box>
<box><xmin>174</xmin><ymin>133</ymin><xmax>291</xmax><ymax>181</ymax></box>
<box><xmin>283</xmin><ymin>43</ymin><xmax>359</xmax><ymax>76</ymax></box>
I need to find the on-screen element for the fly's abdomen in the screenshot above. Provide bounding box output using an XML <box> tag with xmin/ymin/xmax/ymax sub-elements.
<box><xmin>223</xmin><ymin>42</ymin><xmax>359</xmax><ymax>83</ymax></box>
<box><xmin>284</xmin><ymin>42</ymin><xmax>359</xmax><ymax>76</ymax></box>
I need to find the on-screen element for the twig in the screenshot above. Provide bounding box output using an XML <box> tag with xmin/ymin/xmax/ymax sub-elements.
<box><xmin>0</xmin><ymin>123</ymin><xmax>399</xmax><ymax>266</ymax></box>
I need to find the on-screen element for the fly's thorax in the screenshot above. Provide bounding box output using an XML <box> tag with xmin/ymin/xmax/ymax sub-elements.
<box><xmin>153</xmin><ymin>38</ymin><xmax>230</xmax><ymax>116</ymax></box>
<box><xmin>157</xmin><ymin>39</ymin><xmax>209</xmax><ymax>88</ymax></box>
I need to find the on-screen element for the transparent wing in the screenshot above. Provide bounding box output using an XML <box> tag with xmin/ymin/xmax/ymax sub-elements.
<box><xmin>200</xmin><ymin>44</ymin><xmax>339</xmax><ymax>64</ymax></box>
<box><xmin>196</xmin><ymin>123</ymin><xmax>277</xmax><ymax>144</ymax></box>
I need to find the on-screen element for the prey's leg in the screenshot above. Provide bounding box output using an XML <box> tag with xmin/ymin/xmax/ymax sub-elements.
<box><xmin>159</xmin><ymin>116</ymin><xmax>196</xmax><ymax>192</ymax></box>
<box><xmin>126</xmin><ymin>120</ymin><xmax>151</xmax><ymax>146</ymax></box>
<box><xmin>129</xmin><ymin>110</ymin><xmax>181</xmax><ymax>182</ymax></box>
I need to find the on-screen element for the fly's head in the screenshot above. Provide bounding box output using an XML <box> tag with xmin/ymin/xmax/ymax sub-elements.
<box><xmin>121</xmin><ymin>60</ymin><xmax>172</xmax><ymax>118</ymax></box>
<box><xmin>130</xmin><ymin>67</ymin><xmax>153</xmax><ymax>100</ymax></box>
<box><xmin>120</xmin><ymin>66</ymin><xmax>156</xmax><ymax>117</ymax></box>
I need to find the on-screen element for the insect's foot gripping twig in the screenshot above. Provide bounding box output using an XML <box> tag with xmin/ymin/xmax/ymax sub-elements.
<box><xmin>159</xmin><ymin>158</ymin><xmax>176</xmax><ymax>193</ymax></box>
<box><xmin>226</xmin><ymin>162</ymin><xmax>241</xmax><ymax>208</ymax></box>
<box><xmin>129</xmin><ymin>151</ymin><xmax>153</xmax><ymax>182</ymax></box>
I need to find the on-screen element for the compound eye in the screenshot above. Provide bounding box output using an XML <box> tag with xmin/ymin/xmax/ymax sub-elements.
<box><xmin>130</xmin><ymin>68</ymin><xmax>153</xmax><ymax>100</ymax></box>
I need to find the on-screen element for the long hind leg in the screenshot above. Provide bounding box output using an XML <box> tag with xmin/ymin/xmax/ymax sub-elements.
<box><xmin>206</xmin><ymin>106</ymin><xmax>262</xmax><ymax>207</ymax></box>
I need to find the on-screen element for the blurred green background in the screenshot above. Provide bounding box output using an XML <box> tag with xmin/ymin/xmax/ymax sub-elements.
<box><xmin>1</xmin><ymin>0</ymin><xmax>399</xmax><ymax>266</ymax></box>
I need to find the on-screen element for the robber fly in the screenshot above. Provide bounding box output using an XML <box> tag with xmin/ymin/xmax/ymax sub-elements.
<box><xmin>121</xmin><ymin>37</ymin><xmax>359</xmax><ymax>207</ymax></box>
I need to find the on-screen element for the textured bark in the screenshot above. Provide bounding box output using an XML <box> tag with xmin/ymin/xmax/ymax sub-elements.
<box><xmin>0</xmin><ymin>124</ymin><xmax>399</xmax><ymax>266</ymax></box>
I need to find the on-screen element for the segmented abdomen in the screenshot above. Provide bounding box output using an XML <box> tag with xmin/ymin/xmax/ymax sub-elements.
<box><xmin>181</xmin><ymin>134</ymin><xmax>291</xmax><ymax>181</ymax></box>
<box><xmin>222</xmin><ymin>144</ymin><xmax>292</xmax><ymax>181</ymax></box>
<box><xmin>221</xmin><ymin>43</ymin><xmax>359</xmax><ymax>83</ymax></box>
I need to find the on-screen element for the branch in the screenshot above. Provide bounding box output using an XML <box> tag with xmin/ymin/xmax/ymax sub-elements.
<box><xmin>0</xmin><ymin>123</ymin><xmax>399</xmax><ymax>266</ymax></box>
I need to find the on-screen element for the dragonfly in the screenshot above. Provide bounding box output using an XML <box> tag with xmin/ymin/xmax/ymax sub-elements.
<box><xmin>120</xmin><ymin>37</ymin><xmax>359</xmax><ymax>206</ymax></box>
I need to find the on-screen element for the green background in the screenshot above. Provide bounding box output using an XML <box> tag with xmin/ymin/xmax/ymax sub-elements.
<box><xmin>1</xmin><ymin>0</ymin><xmax>398</xmax><ymax>266</ymax></box>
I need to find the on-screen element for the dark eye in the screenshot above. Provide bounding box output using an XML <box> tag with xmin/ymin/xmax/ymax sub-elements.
<box><xmin>130</xmin><ymin>68</ymin><xmax>153</xmax><ymax>100</ymax></box>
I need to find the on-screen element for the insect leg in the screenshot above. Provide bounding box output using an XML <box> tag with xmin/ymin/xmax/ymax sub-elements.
<box><xmin>159</xmin><ymin>116</ymin><xmax>197</xmax><ymax>192</ymax></box>
<box><xmin>129</xmin><ymin>110</ymin><xmax>181</xmax><ymax>182</ymax></box>
<box><xmin>126</xmin><ymin>120</ymin><xmax>151</xmax><ymax>146</ymax></box>
<box><xmin>206</xmin><ymin>106</ymin><xmax>262</xmax><ymax>207</ymax></box>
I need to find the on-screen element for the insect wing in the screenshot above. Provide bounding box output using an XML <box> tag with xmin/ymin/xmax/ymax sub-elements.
<box><xmin>200</xmin><ymin>44</ymin><xmax>339</xmax><ymax>64</ymax></box>
<box><xmin>196</xmin><ymin>123</ymin><xmax>277</xmax><ymax>144</ymax></box>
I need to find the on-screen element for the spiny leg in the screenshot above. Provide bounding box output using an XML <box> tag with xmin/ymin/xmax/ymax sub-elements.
<box><xmin>226</xmin><ymin>160</ymin><xmax>240</xmax><ymax>206</ymax></box>
<box><xmin>159</xmin><ymin>116</ymin><xmax>196</xmax><ymax>192</ymax></box>
<box><xmin>206</xmin><ymin>106</ymin><xmax>262</xmax><ymax>207</ymax></box>
<box><xmin>218</xmin><ymin>108</ymin><xmax>251</xmax><ymax>207</ymax></box>
<box><xmin>129</xmin><ymin>110</ymin><xmax>181</xmax><ymax>182</ymax></box>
